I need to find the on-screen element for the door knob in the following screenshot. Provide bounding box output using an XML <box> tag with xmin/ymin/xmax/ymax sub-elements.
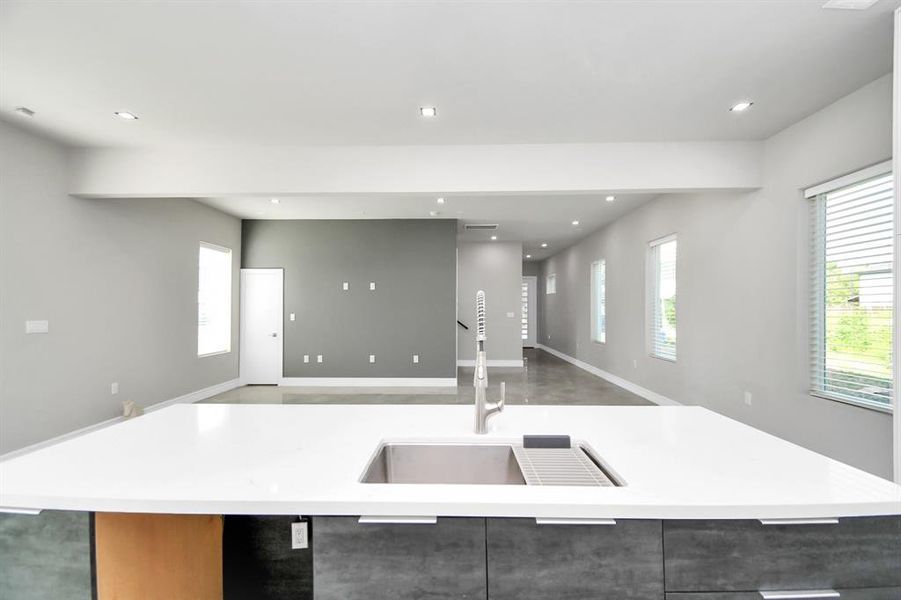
<box><xmin>270</xmin><ymin>333</ymin><xmax>278</xmax><ymax>337</ymax></box>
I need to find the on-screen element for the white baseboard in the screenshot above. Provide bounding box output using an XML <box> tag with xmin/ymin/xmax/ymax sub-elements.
<box><xmin>536</xmin><ymin>344</ymin><xmax>682</xmax><ymax>406</ymax></box>
<box><xmin>279</xmin><ymin>377</ymin><xmax>457</xmax><ymax>387</ymax></box>
<box><xmin>456</xmin><ymin>359</ymin><xmax>524</xmax><ymax>368</ymax></box>
<box><xmin>0</xmin><ymin>378</ymin><xmax>243</xmax><ymax>462</ymax></box>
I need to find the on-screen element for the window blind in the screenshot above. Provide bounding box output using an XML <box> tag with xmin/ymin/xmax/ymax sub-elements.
<box><xmin>521</xmin><ymin>281</ymin><xmax>530</xmax><ymax>341</ymax></box>
<box><xmin>810</xmin><ymin>171</ymin><xmax>894</xmax><ymax>411</ymax></box>
<box><xmin>591</xmin><ymin>260</ymin><xmax>606</xmax><ymax>343</ymax></box>
<box><xmin>648</xmin><ymin>236</ymin><xmax>677</xmax><ymax>361</ymax></box>
<box><xmin>546</xmin><ymin>274</ymin><xmax>556</xmax><ymax>295</ymax></box>
<box><xmin>198</xmin><ymin>242</ymin><xmax>232</xmax><ymax>356</ymax></box>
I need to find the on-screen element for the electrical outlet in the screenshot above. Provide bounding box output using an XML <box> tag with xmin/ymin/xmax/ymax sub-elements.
<box><xmin>25</xmin><ymin>320</ymin><xmax>49</xmax><ymax>334</ymax></box>
<box><xmin>291</xmin><ymin>521</ymin><xmax>309</xmax><ymax>550</ymax></box>
<box><xmin>369</xmin><ymin>282</ymin><xmax>376</xmax><ymax>291</ymax></box>
<box><xmin>369</xmin><ymin>354</ymin><xmax>376</xmax><ymax>364</ymax></box>
<box><xmin>412</xmin><ymin>354</ymin><xmax>420</xmax><ymax>364</ymax></box>
<box><xmin>744</xmin><ymin>391</ymin><xmax>753</xmax><ymax>406</ymax></box>
<box><xmin>633</xmin><ymin>359</ymin><xmax>638</xmax><ymax>369</ymax></box>
<box><xmin>111</xmin><ymin>382</ymin><xmax>119</xmax><ymax>395</ymax></box>
<box><xmin>303</xmin><ymin>355</ymin><xmax>310</xmax><ymax>363</ymax></box>
<box><xmin>317</xmin><ymin>355</ymin><xmax>323</xmax><ymax>363</ymax></box>
<box><xmin>290</xmin><ymin>313</ymin><xmax>296</xmax><ymax>322</ymax></box>
<box><xmin>342</xmin><ymin>282</ymin><xmax>349</xmax><ymax>291</ymax></box>
<box><xmin>506</xmin><ymin>311</ymin><xmax>514</xmax><ymax>318</ymax></box>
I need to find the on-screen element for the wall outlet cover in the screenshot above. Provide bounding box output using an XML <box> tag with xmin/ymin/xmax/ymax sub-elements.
<box><xmin>506</xmin><ymin>311</ymin><xmax>515</xmax><ymax>318</ymax></box>
<box><xmin>291</xmin><ymin>521</ymin><xmax>309</xmax><ymax>550</ymax></box>
<box><xmin>317</xmin><ymin>355</ymin><xmax>323</xmax><ymax>363</ymax></box>
<box><xmin>369</xmin><ymin>354</ymin><xmax>376</xmax><ymax>363</ymax></box>
<box><xmin>25</xmin><ymin>320</ymin><xmax>49</xmax><ymax>334</ymax></box>
<box><xmin>111</xmin><ymin>382</ymin><xmax>119</xmax><ymax>395</ymax></box>
<box><xmin>290</xmin><ymin>313</ymin><xmax>296</xmax><ymax>321</ymax></box>
<box><xmin>342</xmin><ymin>282</ymin><xmax>349</xmax><ymax>291</ymax></box>
<box><xmin>369</xmin><ymin>282</ymin><xmax>376</xmax><ymax>291</ymax></box>
<box><xmin>303</xmin><ymin>355</ymin><xmax>310</xmax><ymax>363</ymax></box>
<box><xmin>412</xmin><ymin>354</ymin><xmax>420</xmax><ymax>364</ymax></box>
<box><xmin>744</xmin><ymin>391</ymin><xmax>753</xmax><ymax>406</ymax></box>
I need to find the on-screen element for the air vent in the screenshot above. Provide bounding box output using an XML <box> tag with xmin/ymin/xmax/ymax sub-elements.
<box><xmin>464</xmin><ymin>224</ymin><xmax>499</xmax><ymax>231</ymax></box>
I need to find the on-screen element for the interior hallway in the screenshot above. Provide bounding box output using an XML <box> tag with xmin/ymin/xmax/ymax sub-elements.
<box><xmin>202</xmin><ymin>348</ymin><xmax>651</xmax><ymax>406</ymax></box>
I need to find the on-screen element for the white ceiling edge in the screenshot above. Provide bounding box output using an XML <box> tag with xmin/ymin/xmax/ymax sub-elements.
<box><xmin>69</xmin><ymin>141</ymin><xmax>764</xmax><ymax>198</ymax></box>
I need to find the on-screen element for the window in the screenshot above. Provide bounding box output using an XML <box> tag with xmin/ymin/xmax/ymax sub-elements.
<box><xmin>648</xmin><ymin>235</ymin><xmax>677</xmax><ymax>361</ymax></box>
<box><xmin>198</xmin><ymin>242</ymin><xmax>232</xmax><ymax>356</ymax></box>
<box><xmin>521</xmin><ymin>281</ymin><xmax>530</xmax><ymax>341</ymax></box>
<box><xmin>590</xmin><ymin>260</ymin><xmax>606</xmax><ymax>343</ymax></box>
<box><xmin>546</xmin><ymin>273</ymin><xmax>557</xmax><ymax>295</ymax></box>
<box><xmin>809</xmin><ymin>164</ymin><xmax>893</xmax><ymax>412</ymax></box>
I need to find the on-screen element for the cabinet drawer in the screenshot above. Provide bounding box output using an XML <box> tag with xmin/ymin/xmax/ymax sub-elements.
<box><xmin>486</xmin><ymin>518</ymin><xmax>663</xmax><ymax>600</ymax></box>
<box><xmin>312</xmin><ymin>516</ymin><xmax>486</xmax><ymax>600</ymax></box>
<box><xmin>664</xmin><ymin>517</ymin><xmax>901</xmax><ymax>592</ymax></box>
<box><xmin>666</xmin><ymin>589</ymin><xmax>901</xmax><ymax>600</ymax></box>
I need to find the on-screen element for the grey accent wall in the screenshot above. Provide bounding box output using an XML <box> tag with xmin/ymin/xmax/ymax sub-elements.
<box><xmin>538</xmin><ymin>74</ymin><xmax>894</xmax><ymax>478</ymax></box>
<box><xmin>241</xmin><ymin>219</ymin><xmax>457</xmax><ymax>378</ymax></box>
<box><xmin>457</xmin><ymin>242</ymin><xmax>523</xmax><ymax>362</ymax></box>
<box><xmin>0</xmin><ymin>120</ymin><xmax>241</xmax><ymax>454</ymax></box>
<box><xmin>522</xmin><ymin>261</ymin><xmax>541</xmax><ymax>277</ymax></box>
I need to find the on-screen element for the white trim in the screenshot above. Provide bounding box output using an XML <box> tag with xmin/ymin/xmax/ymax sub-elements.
<box><xmin>648</xmin><ymin>232</ymin><xmax>677</xmax><ymax>247</ymax></box>
<box><xmin>0</xmin><ymin>378</ymin><xmax>243</xmax><ymax>462</ymax></box>
<box><xmin>456</xmin><ymin>359</ymin><xmax>524</xmax><ymax>368</ymax></box>
<box><xmin>280</xmin><ymin>377</ymin><xmax>457</xmax><ymax>387</ymax></box>
<box><xmin>536</xmin><ymin>344</ymin><xmax>682</xmax><ymax>406</ymax></box>
<box><xmin>803</xmin><ymin>159</ymin><xmax>893</xmax><ymax>198</ymax></box>
<box><xmin>893</xmin><ymin>6</ymin><xmax>900</xmax><ymax>484</ymax></box>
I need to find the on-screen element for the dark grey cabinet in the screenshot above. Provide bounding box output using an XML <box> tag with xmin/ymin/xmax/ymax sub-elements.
<box><xmin>666</xmin><ymin>590</ymin><xmax>901</xmax><ymax>600</ymax></box>
<box><xmin>485</xmin><ymin>518</ymin><xmax>664</xmax><ymax>600</ymax></box>
<box><xmin>312</xmin><ymin>517</ymin><xmax>487</xmax><ymax>600</ymax></box>
<box><xmin>663</xmin><ymin>517</ymin><xmax>901</xmax><ymax>592</ymax></box>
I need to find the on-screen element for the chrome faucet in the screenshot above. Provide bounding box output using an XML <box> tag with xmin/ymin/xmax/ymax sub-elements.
<box><xmin>474</xmin><ymin>290</ymin><xmax>504</xmax><ymax>434</ymax></box>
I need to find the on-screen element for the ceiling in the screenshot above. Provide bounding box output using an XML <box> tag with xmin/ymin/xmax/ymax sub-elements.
<box><xmin>197</xmin><ymin>192</ymin><xmax>658</xmax><ymax>260</ymax></box>
<box><xmin>1</xmin><ymin>0</ymin><xmax>898</xmax><ymax>149</ymax></box>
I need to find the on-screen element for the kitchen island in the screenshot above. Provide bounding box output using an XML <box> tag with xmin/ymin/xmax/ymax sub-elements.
<box><xmin>1</xmin><ymin>404</ymin><xmax>900</xmax><ymax>599</ymax></box>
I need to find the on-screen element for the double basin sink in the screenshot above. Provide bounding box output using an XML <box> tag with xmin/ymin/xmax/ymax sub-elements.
<box><xmin>360</xmin><ymin>442</ymin><xmax>622</xmax><ymax>487</ymax></box>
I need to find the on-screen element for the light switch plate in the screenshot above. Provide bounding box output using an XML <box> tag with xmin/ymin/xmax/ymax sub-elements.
<box><xmin>25</xmin><ymin>320</ymin><xmax>49</xmax><ymax>334</ymax></box>
<box><xmin>291</xmin><ymin>521</ymin><xmax>309</xmax><ymax>549</ymax></box>
<box><xmin>412</xmin><ymin>354</ymin><xmax>420</xmax><ymax>364</ymax></box>
<box><xmin>369</xmin><ymin>282</ymin><xmax>376</xmax><ymax>291</ymax></box>
<box><xmin>111</xmin><ymin>382</ymin><xmax>119</xmax><ymax>395</ymax></box>
<box><xmin>317</xmin><ymin>355</ymin><xmax>323</xmax><ymax>363</ymax></box>
<box><xmin>342</xmin><ymin>282</ymin><xmax>349</xmax><ymax>291</ymax></box>
<box><xmin>369</xmin><ymin>354</ymin><xmax>376</xmax><ymax>363</ymax></box>
<box><xmin>303</xmin><ymin>355</ymin><xmax>310</xmax><ymax>363</ymax></box>
<box><xmin>290</xmin><ymin>313</ymin><xmax>296</xmax><ymax>321</ymax></box>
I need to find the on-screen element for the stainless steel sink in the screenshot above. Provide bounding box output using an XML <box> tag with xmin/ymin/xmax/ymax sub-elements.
<box><xmin>360</xmin><ymin>443</ymin><xmax>526</xmax><ymax>485</ymax></box>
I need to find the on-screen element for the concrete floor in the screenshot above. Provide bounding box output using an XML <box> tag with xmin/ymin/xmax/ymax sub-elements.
<box><xmin>203</xmin><ymin>349</ymin><xmax>650</xmax><ymax>406</ymax></box>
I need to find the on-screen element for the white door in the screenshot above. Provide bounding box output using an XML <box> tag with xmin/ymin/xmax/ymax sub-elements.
<box><xmin>240</xmin><ymin>269</ymin><xmax>283</xmax><ymax>384</ymax></box>
<box><xmin>522</xmin><ymin>276</ymin><xmax>538</xmax><ymax>348</ymax></box>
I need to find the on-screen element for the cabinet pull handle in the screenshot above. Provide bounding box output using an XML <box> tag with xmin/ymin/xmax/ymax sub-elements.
<box><xmin>535</xmin><ymin>518</ymin><xmax>616</xmax><ymax>525</ymax></box>
<box><xmin>358</xmin><ymin>515</ymin><xmax>437</xmax><ymax>524</ymax></box>
<box><xmin>759</xmin><ymin>591</ymin><xmax>840</xmax><ymax>599</ymax></box>
<box><xmin>758</xmin><ymin>518</ymin><xmax>839</xmax><ymax>525</ymax></box>
<box><xmin>0</xmin><ymin>507</ymin><xmax>42</xmax><ymax>515</ymax></box>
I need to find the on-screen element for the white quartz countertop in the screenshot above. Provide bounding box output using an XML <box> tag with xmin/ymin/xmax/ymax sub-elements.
<box><xmin>1</xmin><ymin>404</ymin><xmax>899</xmax><ymax>519</ymax></box>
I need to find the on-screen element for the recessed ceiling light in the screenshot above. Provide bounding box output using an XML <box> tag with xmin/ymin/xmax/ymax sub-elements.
<box><xmin>729</xmin><ymin>101</ymin><xmax>753</xmax><ymax>112</ymax></box>
<box><xmin>572</xmin><ymin>220</ymin><xmax>580</xmax><ymax>226</ymax></box>
<box><xmin>420</xmin><ymin>106</ymin><xmax>437</xmax><ymax>118</ymax></box>
<box><xmin>541</xmin><ymin>242</ymin><xmax>548</xmax><ymax>248</ymax></box>
<box><xmin>114</xmin><ymin>111</ymin><xmax>139</xmax><ymax>120</ymax></box>
<box><xmin>490</xmin><ymin>235</ymin><xmax>498</xmax><ymax>241</ymax></box>
<box><xmin>436</xmin><ymin>197</ymin><xmax>446</xmax><ymax>204</ymax></box>
<box><xmin>270</xmin><ymin>198</ymin><xmax>280</xmax><ymax>204</ymax></box>
<box><xmin>605</xmin><ymin>195</ymin><xmax>615</xmax><ymax>202</ymax></box>
<box><xmin>525</xmin><ymin>254</ymin><xmax>532</xmax><ymax>259</ymax></box>
<box><xmin>14</xmin><ymin>106</ymin><xmax>35</xmax><ymax>117</ymax></box>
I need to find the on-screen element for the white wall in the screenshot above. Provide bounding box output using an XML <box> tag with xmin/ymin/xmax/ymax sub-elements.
<box><xmin>0</xmin><ymin>121</ymin><xmax>242</xmax><ymax>454</ymax></box>
<box><xmin>539</xmin><ymin>74</ymin><xmax>895</xmax><ymax>478</ymax></box>
<box><xmin>457</xmin><ymin>242</ymin><xmax>523</xmax><ymax>365</ymax></box>
<box><xmin>69</xmin><ymin>141</ymin><xmax>763</xmax><ymax>197</ymax></box>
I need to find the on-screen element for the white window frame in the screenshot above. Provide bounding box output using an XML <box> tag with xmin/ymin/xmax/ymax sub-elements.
<box><xmin>197</xmin><ymin>241</ymin><xmax>233</xmax><ymax>357</ymax></box>
<box><xmin>546</xmin><ymin>273</ymin><xmax>557</xmax><ymax>295</ymax></box>
<box><xmin>807</xmin><ymin>161</ymin><xmax>894</xmax><ymax>414</ymax></box>
<box><xmin>647</xmin><ymin>234</ymin><xmax>677</xmax><ymax>362</ymax></box>
<box><xmin>590</xmin><ymin>259</ymin><xmax>606</xmax><ymax>344</ymax></box>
